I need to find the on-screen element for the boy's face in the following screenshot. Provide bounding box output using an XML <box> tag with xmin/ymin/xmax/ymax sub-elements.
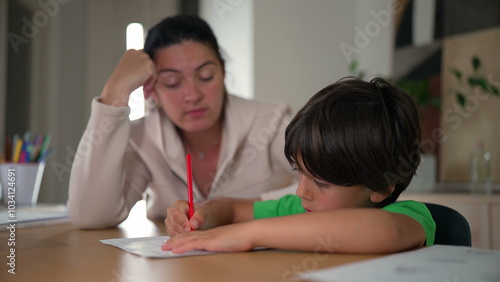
<box><xmin>295</xmin><ymin>169</ymin><xmax>374</xmax><ymax>212</ymax></box>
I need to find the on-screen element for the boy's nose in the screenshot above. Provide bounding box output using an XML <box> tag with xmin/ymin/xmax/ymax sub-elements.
<box><xmin>296</xmin><ymin>175</ymin><xmax>312</xmax><ymax>200</ymax></box>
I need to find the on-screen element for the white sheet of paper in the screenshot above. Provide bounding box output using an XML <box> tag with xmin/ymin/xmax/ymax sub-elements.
<box><xmin>299</xmin><ymin>245</ymin><xmax>500</xmax><ymax>282</ymax></box>
<box><xmin>100</xmin><ymin>236</ymin><xmax>221</xmax><ymax>258</ymax></box>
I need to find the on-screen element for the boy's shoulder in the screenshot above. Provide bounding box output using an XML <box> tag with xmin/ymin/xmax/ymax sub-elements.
<box><xmin>254</xmin><ymin>195</ymin><xmax>304</xmax><ymax>219</ymax></box>
<box><xmin>382</xmin><ymin>200</ymin><xmax>431</xmax><ymax>217</ymax></box>
<box><xmin>384</xmin><ymin>200</ymin><xmax>436</xmax><ymax>246</ymax></box>
<box><xmin>383</xmin><ymin>200</ymin><xmax>426</xmax><ymax>210</ymax></box>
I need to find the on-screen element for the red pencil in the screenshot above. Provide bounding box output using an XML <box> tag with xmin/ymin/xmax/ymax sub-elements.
<box><xmin>186</xmin><ymin>154</ymin><xmax>194</xmax><ymax>230</ymax></box>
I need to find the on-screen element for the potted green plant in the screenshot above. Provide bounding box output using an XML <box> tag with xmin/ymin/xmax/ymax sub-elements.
<box><xmin>348</xmin><ymin>60</ymin><xmax>440</xmax><ymax>111</ymax></box>
<box><xmin>450</xmin><ymin>56</ymin><xmax>499</xmax><ymax>107</ymax></box>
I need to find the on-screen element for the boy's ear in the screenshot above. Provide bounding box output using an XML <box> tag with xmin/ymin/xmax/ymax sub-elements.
<box><xmin>369</xmin><ymin>185</ymin><xmax>395</xmax><ymax>203</ymax></box>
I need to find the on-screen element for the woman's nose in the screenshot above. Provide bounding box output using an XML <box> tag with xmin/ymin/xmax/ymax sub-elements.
<box><xmin>183</xmin><ymin>80</ymin><xmax>202</xmax><ymax>102</ymax></box>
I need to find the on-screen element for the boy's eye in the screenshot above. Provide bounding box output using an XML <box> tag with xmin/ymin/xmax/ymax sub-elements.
<box><xmin>313</xmin><ymin>179</ymin><xmax>329</xmax><ymax>188</ymax></box>
<box><xmin>291</xmin><ymin>166</ymin><xmax>302</xmax><ymax>175</ymax></box>
<box><xmin>165</xmin><ymin>83</ymin><xmax>179</xmax><ymax>88</ymax></box>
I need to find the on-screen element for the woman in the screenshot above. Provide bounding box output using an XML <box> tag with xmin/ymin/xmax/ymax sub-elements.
<box><xmin>67</xmin><ymin>15</ymin><xmax>296</xmax><ymax>229</ymax></box>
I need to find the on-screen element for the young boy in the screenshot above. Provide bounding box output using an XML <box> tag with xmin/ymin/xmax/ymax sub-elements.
<box><xmin>162</xmin><ymin>77</ymin><xmax>436</xmax><ymax>254</ymax></box>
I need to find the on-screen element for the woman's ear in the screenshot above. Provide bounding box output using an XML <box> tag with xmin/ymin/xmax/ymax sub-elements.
<box><xmin>369</xmin><ymin>185</ymin><xmax>395</xmax><ymax>203</ymax></box>
<box><xmin>143</xmin><ymin>75</ymin><xmax>157</xmax><ymax>100</ymax></box>
<box><xmin>148</xmin><ymin>93</ymin><xmax>161</xmax><ymax>109</ymax></box>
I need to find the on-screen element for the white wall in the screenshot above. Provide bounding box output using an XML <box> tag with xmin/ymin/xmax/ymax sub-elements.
<box><xmin>253</xmin><ymin>0</ymin><xmax>356</xmax><ymax>112</ymax></box>
<box><xmin>354</xmin><ymin>0</ymin><xmax>399</xmax><ymax>78</ymax></box>
<box><xmin>2</xmin><ymin>0</ymin><xmax>178</xmax><ymax>203</ymax></box>
<box><xmin>202</xmin><ymin>0</ymin><xmax>397</xmax><ymax>113</ymax></box>
<box><xmin>200</xmin><ymin>0</ymin><xmax>254</xmax><ymax>100</ymax></box>
<box><xmin>33</xmin><ymin>0</ymin><xmax>87</xmax><ymax>203</ymax></box>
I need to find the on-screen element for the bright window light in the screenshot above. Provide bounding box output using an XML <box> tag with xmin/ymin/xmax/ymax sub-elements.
<box><xmin>126</xmin><ymin>23</ymin><xmax>144</xmax><ymax>50</ymax></box>
<box><xmin>126</xmin><ymin>23</ymin><xmax>145</xmax><ymax>120</ymax></box>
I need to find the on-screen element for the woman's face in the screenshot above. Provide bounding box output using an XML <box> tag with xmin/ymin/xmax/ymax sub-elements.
<box><xmin>152</xmin><ymin>41</ymin><xmax>225</xmax><ymax>133</ymax></box>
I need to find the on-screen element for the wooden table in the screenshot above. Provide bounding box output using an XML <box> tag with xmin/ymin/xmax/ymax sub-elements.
<box><xmin>0</xmin><ymin>202</ymin><xmax>383</xmax><ymax>282</ymax></box>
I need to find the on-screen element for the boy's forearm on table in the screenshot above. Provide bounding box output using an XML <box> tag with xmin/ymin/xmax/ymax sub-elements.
<box><xmin>246</xmin><ymin>209</ymin><xmax>425</xmax><ymax>253</ymax></box>
<box><xmin>202</xmin><ymin>200</ymin><xmax>254</xmax><ymax>228</ymax></box>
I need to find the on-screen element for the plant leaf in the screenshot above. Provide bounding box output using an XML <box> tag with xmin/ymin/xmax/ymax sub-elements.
<box><xmin>430</xmin><ymin>97</ymin><xmax>441</xmax><ymax>107</ymax></box>
<box><xmin>476</xmin><ymin>77</ymin><xmax>490</xmax><ymax>92</ymax></box>
<box><xmin>468</xmin><ymin>77</ymin><xmax>479</xmax><ymax>87</ymax></box>
<box><xmin>357</xmin><ymin>70</ymin><xmax>366</xmax><ymax>80</ymax></box>
<box><xmin>457</xmin><ymin>92</ymin><xmax>467</xmax><ymax>107</ymax></box>
<box><xmin>490</xmin><ymin>85</ymin><xmax>499</xmax><ymax>96</ymax></box>
<box><xmin>349</xmin><ymin>60</ymin><xmax>358</xmax><ymax>74</ymax></box>
<box><xmin>472</xmin><ymin>56</ymin><xmax>481</xmax><ymax>71</ymax></box>
<box><xmin>450</xmin><ymin>68</ymin><xmax>462</xmax><ymax>80</ymax></box>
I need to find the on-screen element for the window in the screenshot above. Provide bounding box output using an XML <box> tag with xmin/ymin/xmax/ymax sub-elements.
<box><xmin>126</xmin><ymin>23</ymin><xmax>145</xmax><ymax>120</ymax></box>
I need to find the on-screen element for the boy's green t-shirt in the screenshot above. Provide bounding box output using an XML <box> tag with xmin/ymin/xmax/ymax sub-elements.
<box><xmin>253</xmin><ymin>194</ymin><xmax>436</xmax><ymax>246</ymax></box>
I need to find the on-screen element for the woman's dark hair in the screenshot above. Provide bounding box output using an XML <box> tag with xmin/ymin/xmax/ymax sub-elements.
<box><xmin>144</xmin><ymin>14</ymin><xmax>224</xmax><ymax>67</ymax></box>
<box><xmin>285</xmin><ymin>77</ymin><xmax>421</xmax><ymax>207</ymax></box>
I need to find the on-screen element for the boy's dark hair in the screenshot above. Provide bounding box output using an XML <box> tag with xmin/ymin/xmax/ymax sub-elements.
<box><xmin>285</xmin><ymin>77</ymin><xmax>421</xmax><ymax>207</ymax></box>
<box><xmin>144</xmin><ymin>14</ymin><xmax>224</xmax><ymax>67</ymax></box>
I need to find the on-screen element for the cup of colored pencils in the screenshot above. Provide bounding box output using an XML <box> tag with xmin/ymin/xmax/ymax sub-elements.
<box><xmin>0</xmin><ymin>132</ymin><xmax>53</xmax><ymax>206</ymax></box>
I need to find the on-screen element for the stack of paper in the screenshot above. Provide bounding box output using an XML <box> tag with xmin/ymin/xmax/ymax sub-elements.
<box><xmin>299</xmin><ymin>245</ymin><xmax>500</xmax><ymax>282</ymax></box>
<box><xmin>0</xmin><ymin>204</ymin><xmax>69</xmax><ymax>230</ymax></box>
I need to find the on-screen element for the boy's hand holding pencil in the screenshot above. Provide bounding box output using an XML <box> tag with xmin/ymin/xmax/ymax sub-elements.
<box><xmin>165</xmin><ymin>200</ymin><xmax>207</xmax><ymax>236</ymax></box>
<box><xmin>165</xmin><ymin>154</ymin><xmax>206</xmax><ymax>236</ymax></box>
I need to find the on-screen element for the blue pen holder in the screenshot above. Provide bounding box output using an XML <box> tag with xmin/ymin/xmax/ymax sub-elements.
<box><xmin>0</xmin><ymin>162</ymin><xmax>45</xmax><ymax>206</ymax></box>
